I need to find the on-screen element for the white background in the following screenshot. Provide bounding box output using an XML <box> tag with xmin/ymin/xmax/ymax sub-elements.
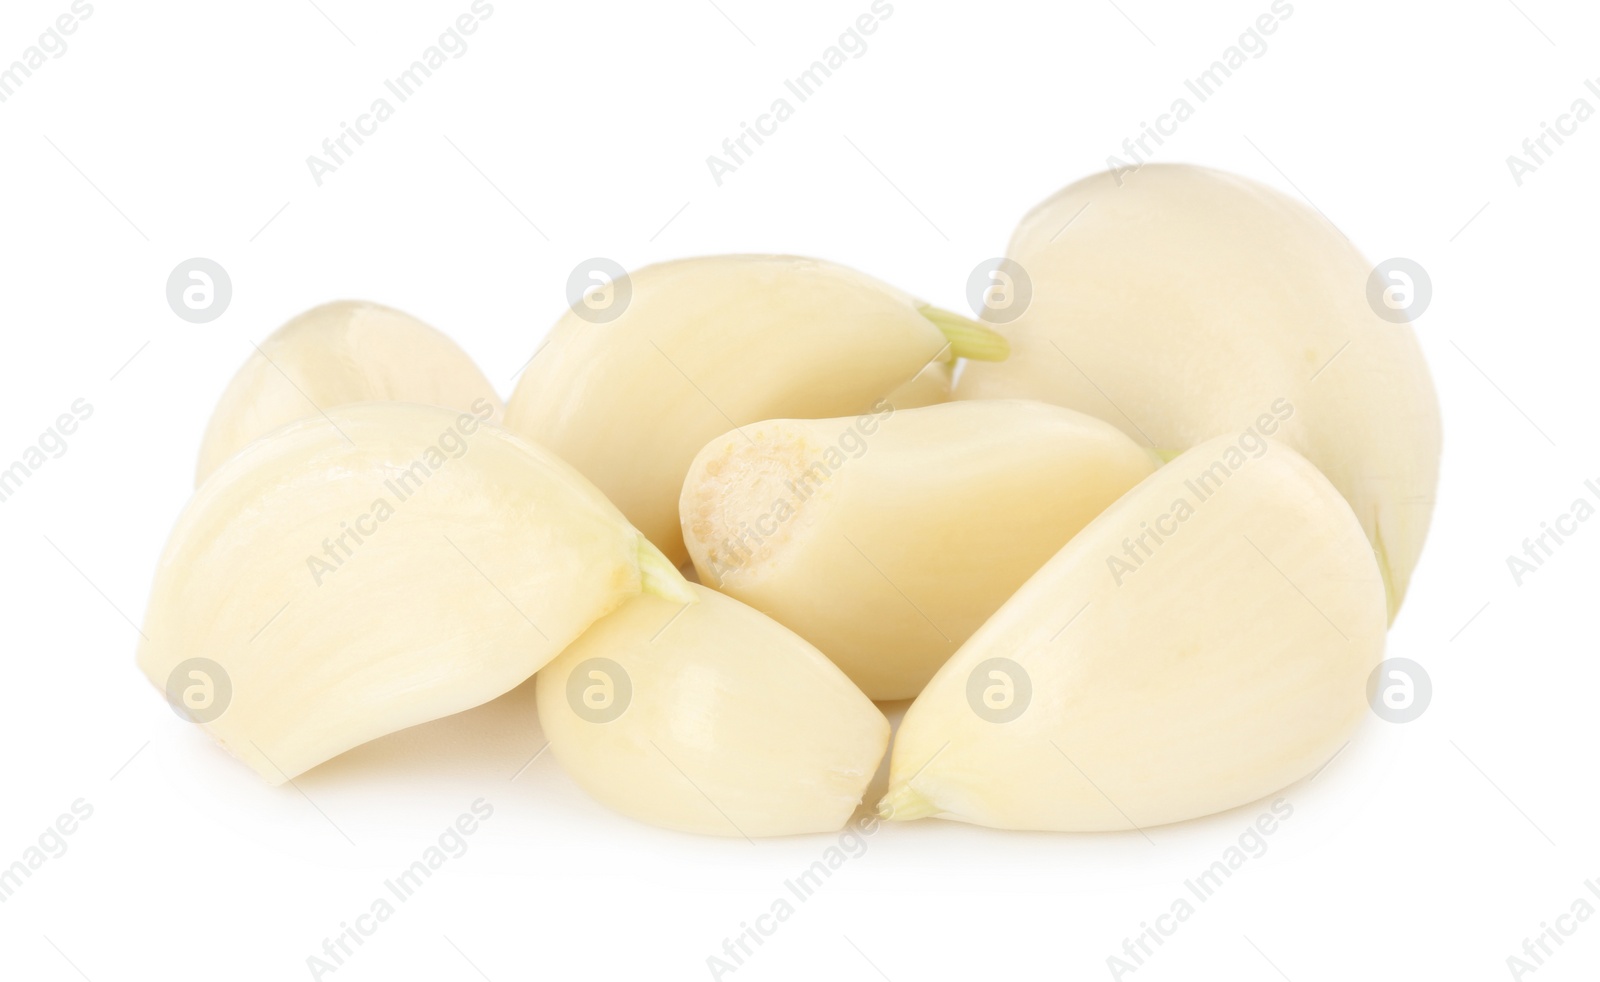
<box><xmin>2</xmin><ymin>0</ymin><xmax>1597</xmax><ymax>979</ymax></box>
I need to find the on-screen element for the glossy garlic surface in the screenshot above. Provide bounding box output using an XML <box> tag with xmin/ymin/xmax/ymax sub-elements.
<box><xmin>538</xmin><ymin>584</ymin><xmax>889</xmax><ymax>837</ymax></box>
<box><xmin>681</xmin><ymin>399</ymin><xmax>1158</xmax><ymax>699</ymax></box>
<box><xmin>882</xmin><ymin>434</ymin><xmax>1387</xmax><ymax>831</ymax></box>
<box><xmin>505</xmin><ymin>255</ymin><xmax>1006</xmax><ymax>565</ymax></box>
<box><xmin>958</xmin><ymin>164</ymin><xmax>1441</xmax><ymax>618</ymax></box>
<box><xmin>141</xmin><ymin>403</ymin><xmax>690</xmax><ymax>784</ymax></box>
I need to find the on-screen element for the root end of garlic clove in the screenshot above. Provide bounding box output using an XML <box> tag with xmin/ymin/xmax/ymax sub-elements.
<box><xmin>917</xmin><ymin>304</ymin><xmax>1010</xmax><ymax>362</ymax></box>
<box><xmin>680</xmin><ymin>400</ymin><xmax>1157</xmax><ymax>701</ymax></box>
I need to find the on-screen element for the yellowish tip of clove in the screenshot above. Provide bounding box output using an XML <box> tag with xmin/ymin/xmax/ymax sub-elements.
<box><xmin>919</xmin><ymin>305</ymin><xmax>1011</xmax><ymax>362</ymax></box>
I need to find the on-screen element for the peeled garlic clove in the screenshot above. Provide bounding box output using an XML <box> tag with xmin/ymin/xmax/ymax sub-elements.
<box><xmin>537</xmin><ymin>584</ymin><xmax>888</xmax><ymax>837</ymax></box>
<box><xmin>139</xmin><ymin>403</ymin><xmax>693</xmax><ymax>785</ymax></box>
<box><xmin>681</xmin><ymin>399</ymin><xmax>1158</xmax><ymax>700</ymax></box>
<box><xmin>504</xmin><ymin>255</ymin><xmax>1008</xmax><ymax>565</ymax></box>
<box><xmin>957</xmin><ymin>164</ymin><xmax>1441</xmax><ymax>620</ymax></box>
<box><xmin>196</xmin><ymin>300</ymin><xmax>504</xmax><ymax>484</ymax></box>
<box><xmin>880</xmin><ymin>434</ymin><xmax>1386</xmax><ymax>831</ymax></box>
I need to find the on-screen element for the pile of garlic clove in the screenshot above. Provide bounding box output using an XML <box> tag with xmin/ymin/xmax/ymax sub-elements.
<box><xmin>140</xmin><ymin>163</ymin><xmax>1439</xmax><ymax>836</ymax></box>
